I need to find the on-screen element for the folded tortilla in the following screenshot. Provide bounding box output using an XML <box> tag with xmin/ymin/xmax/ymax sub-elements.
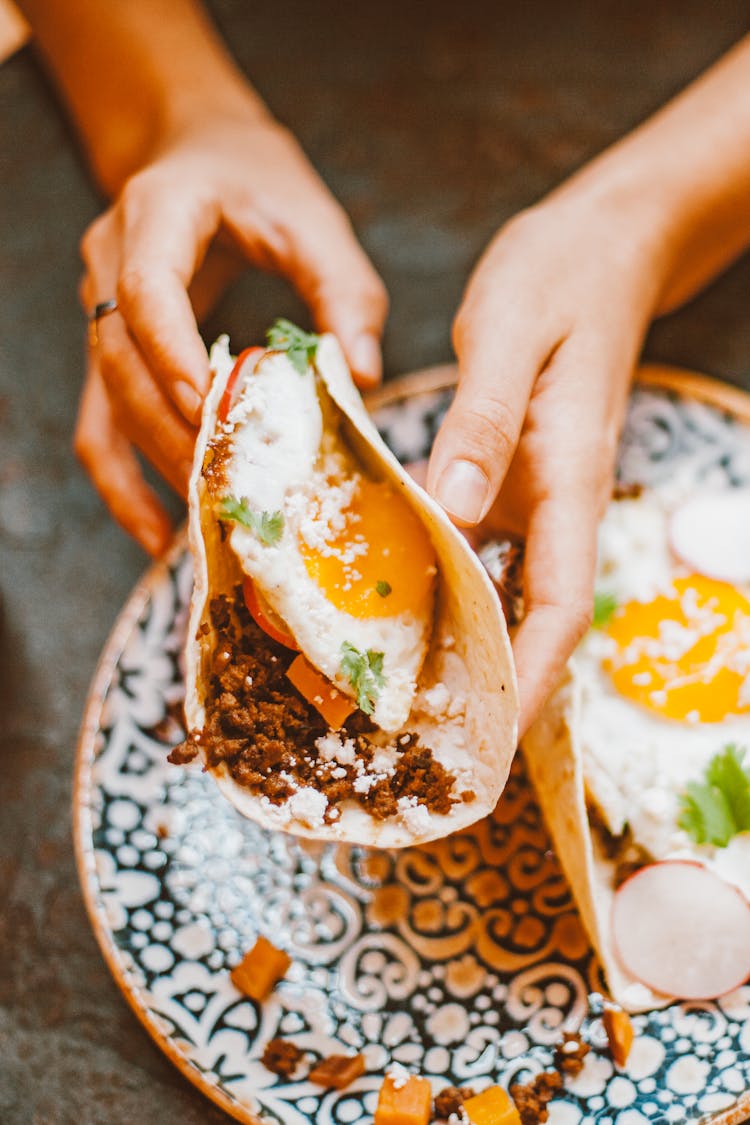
<box><xmin>180</xmin><ymin>331</ymin><xmax>518</xmax><ymax>847</ymax></box>
<box><xmin>523</xmin><ymin>671</ymin><xmax>674</xmax><ymax>1012</ymax></box>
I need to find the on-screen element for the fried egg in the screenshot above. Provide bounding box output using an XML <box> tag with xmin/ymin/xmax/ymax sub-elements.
<box><xmin>216</xmin><ymin>346</ymin><xmax>437</xmax><ymax>731</ymax></box>
<box><xmin>574</xmin><ymin>490</ymin><xmax>750</xmax><ymax>867</ymax></box>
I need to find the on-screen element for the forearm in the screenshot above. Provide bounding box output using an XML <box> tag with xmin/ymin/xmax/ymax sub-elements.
<box><xmin>18</xmin><ymin>0</ymin><xmax>267</xmax><ymax>195</ymax></box>
<box><xmin>551</xmin><ymin>34</ymin><xmax>750</xmax><ymax>314</ymax></box>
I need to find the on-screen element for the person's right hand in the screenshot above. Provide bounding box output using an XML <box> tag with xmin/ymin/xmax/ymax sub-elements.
<box><xmin>76</xmin><ymin>112</ymin><xmax>388</xmax><ymax>555</ymax></box>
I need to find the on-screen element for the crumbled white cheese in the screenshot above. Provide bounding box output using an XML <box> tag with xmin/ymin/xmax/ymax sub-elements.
<box><xmin>370</xmin><ymin>748</ymin><xmax>397</xmax><ymax>775</ymax></box>
<box><xmin>259</xmin><ymin>795</ymin><xmax>291</xmax><ymax>823</ymax></box>
<box><xmin>290</xmin><ymin>450</ymin><xmax>366</xmax><ymax>563</ymax></box>
<box><xmin>397</xmin><ymin>796</ymin><xmax>432</xmax><ymax>834</ymax></box>
<box><xmin>287</xmin><ymin>787</ymin><xmax>328</xmax><ymax>828</ymax></box>
<box><xmin>419</xmin><ymin>682</ymin><xmax>451</xmax><ymax>717</ymax></box>
<box><xmin>315</xmin><ymin>731</ymin><xmax>357</xmax><ymax>765</ymax></box>
<box><xmin>387</xmin><ymin>1062</ymin><xmax>411</xmax><ymax>1090</ymax></box>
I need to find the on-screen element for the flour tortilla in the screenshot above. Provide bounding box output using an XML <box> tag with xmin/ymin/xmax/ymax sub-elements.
<box><xmin>523</xmin><ymin>671</ymin><xmax>673</xmax><ymax>1012</ymax></box>
<box><xmin>183</xmin><ymin>333</ymin><xmax>519</xmax><ymax>847</ymax></box>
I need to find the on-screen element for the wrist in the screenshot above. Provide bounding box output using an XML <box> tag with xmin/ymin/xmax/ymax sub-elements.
<box><xmin>541</xmin><ymin>151</ymin><xmax>679</xmax><ymax>312</ymax></box>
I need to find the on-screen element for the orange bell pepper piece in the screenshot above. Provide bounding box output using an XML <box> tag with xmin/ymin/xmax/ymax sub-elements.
<box><xmin>374</xmin><ymin>1072</ymin><xmax>432</xmax><ymax>1125</ymax></box>
<box><xmin>602</xmin><ymin>1005</ymin><xmax>634</xmax><ymax>1067</ymax></box>
<box><xmin>286</xmin><ymin>653</ymin><xmax>356</xmax><ymax>729</ymax></box>
<box><xmin>463</xmin><ymin>1085</ymin><xmax>522</xmax><ymax>1125</ymax></box>
<box><xmin>309</xmin><ymin>1053</ymin><xmax>366</xmax><ymax>1089</ymax></box>
<box><xmin>230</xmin><ymin>935</ymin><xmax>291</xmax><ymax>1002</ymax></box>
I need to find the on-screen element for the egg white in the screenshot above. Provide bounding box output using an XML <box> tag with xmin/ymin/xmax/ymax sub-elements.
<box><xmin>575</xmin><ymin>493</ymin><xmax>750</xmax><ymax>886</ymax></box>
<box><xmin>220</xmin><ymin>349</ymin><xmax>432</xmax><ymax>732</ymax></box>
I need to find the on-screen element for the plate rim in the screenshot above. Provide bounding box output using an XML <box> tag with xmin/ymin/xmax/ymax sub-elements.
<box><xmin>72</xmin><ymin>362</ymin><xmax>750</xmax><ymax>1125</ymax></box>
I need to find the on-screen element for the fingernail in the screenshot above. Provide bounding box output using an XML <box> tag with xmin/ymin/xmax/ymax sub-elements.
<box><xmin>349</xmin><ymin>334</ymin><xmax>382</xmax><ymax>383</ymax></box>
<box><xmin>173</xmin><ymin>381</ymin><xmax>203</xmax><ymax>424</ymax></box>
<box><xmin>434</xmin><ymin>460</ymin><xmax>490</xmax><ymax>526</ymax></box>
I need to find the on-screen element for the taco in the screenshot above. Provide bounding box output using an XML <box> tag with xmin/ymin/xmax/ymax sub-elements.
<box><xmin>171</xmin><ymin>320</ymin><xmax>518</xmax><ymax>847</ymax></box>
<box><xmin>523</xmin><ymin>487</ymin><xmax>750</xmax><ymax>1011</ymax></box>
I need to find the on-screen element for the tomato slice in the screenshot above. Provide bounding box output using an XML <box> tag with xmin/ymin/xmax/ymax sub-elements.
<box><xmin>218</xmin><ymin>346</ymin><xmax>265</xmax><ymax>424</ymax></box>
<box><xmin>243</xmin><ymin>576</ymin><xmax>299</xmax><ymax>650</ymax></box>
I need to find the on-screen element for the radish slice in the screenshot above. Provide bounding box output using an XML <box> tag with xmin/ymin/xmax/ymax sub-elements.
<box><xmin>612</xmin><ymin>861</ymin><xmax>750</xmax><ymax>1000</ymax></box>
<box><xmin>669</xmin><ymin>489</ymin><xmax>750</xmax><ymax>584</ymax></box>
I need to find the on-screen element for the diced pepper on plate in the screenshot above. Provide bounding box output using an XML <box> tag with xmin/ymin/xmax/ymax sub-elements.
<box><xmin>374</xmin><ymin>1071</ymin><xmax>432</xmax><ymax>1125</ymax></box>
<box><xmin>463</xmin><ymin>1085</ymin><xmax>522</xmax><ymax>1125</ymax></box>
<box><xmin>309</xmin><ymin>1053</ymin><xmax>366</xmax><ymax>1089</ymax></box>
<box><xmin>230</xmin><ymin>935</ymin><xmax>291</xmax><ymax>1001</ymax></box>
<box><xmin>602</xmin><ymin>1004</ymin><xmax>634</xmax><ymax>1067</ymax></box>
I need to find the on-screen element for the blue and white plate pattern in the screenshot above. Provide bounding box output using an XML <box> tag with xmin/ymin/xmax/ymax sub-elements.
<box><xmin>74</xmin><ymin>375</ymin><xmax>750</xmax><ymax>1125</ymax></box>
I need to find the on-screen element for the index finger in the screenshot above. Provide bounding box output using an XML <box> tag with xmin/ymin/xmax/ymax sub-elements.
<box><xmin>115</xmin><ymin>175</ymin><xmax>218</xmax><ymax>423</ymax></box>
<box><xmin>426</xmin><ymin>253</ymin><xmax>563</xmax><ymax>527</ymax></box>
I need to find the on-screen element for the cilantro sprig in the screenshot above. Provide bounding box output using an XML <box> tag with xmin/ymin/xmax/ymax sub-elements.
<box><xmin>592</xmin><ymin>590</ymin><xmax>618</xmax><ymax>629</ymax></box>
<box><xmin>678</xmin><ymin>744</ymin><xmax>750</xmax><ymax>847</ymax></box>
<box><xmin>340</xmin><ymin>641</ymin><xmax>386</xmax><ymax>716</ymax></box>
<box><xmin>218</xmin><ymin>496</ymin><xmax>284</xmax><ymax>546</ymax></box>
<box><xmin>266</xmin><ymin>318</ymin><xmax>320</xmax><ymax>375</ymax></box>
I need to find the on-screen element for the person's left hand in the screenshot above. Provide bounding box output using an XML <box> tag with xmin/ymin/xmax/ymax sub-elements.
<box><xmin>426</xmin><ymin>189</ymin><xmax>670</xmax><ymax>736</ymax></box>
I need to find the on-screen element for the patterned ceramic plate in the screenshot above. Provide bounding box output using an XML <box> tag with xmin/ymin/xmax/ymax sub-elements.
<box><xmin>74</xmin><ymin>365</ymin><xmax>750</xmax><ymax>1125</ymax></box>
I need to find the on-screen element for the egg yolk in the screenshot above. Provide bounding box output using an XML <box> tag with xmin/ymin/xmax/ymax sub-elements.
<box><xmin>604</xmin><ymin>574</ymin><xmax>750</xmax><ymax>723</ymax></box>
<box><xmin>299</xmin><ymin>477</ymin><xmax>437</xmax><ymax>617</ymax></box>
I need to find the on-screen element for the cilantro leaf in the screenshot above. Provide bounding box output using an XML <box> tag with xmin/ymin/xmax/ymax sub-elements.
<box><xmin>340</xmin><ymin>641</ymin><xmax>386</xmax><ymax>715</ymax></box>
<box><xmin>266</xmin><ymin>318</ymin><xmax>320</xmax><ymax>375</ymax></box>
<box><xmin>592</xmin><ymin>590</ymin><xmax>618</xmax><ymax>629</ymax></box>
<box><xmin>678</xmin><ymin>744</ymin><xmax>750</xmax><ymax>847</ymax></box>
<box><xmin>679</xmin><ymin>782</ymin><xmax>735</xmax><ymax>847</ymax></box>
<box><xmin>375</xmin><ymin>580</ymin><xmax>392</xmax><ymax>598</ymax></box>
<box><xmin>218</xmin><ymin>496</ymin><xmax>284</xmax><ymax>546</ymax></box>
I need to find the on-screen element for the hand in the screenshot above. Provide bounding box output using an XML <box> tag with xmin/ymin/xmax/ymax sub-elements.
<box><xmin>426</xmin><ymin>190</ymin><xmax>668</xmax><ymax>735</ymax></box>
<box><xmin>76</xmin><ymin>112</ymin><xmax>388</xmax><ymax>555</ymax></box>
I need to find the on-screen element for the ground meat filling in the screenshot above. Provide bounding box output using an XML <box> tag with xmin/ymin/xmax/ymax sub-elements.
<box><xmin>170</xmin><ymin>588</ymin><xmax>458</xmax><ymax>822</ymax></box>
<box><xmin>587</xmin><ymin>805</ymin><xmax>652</xmax><ymax>888</ymax></box>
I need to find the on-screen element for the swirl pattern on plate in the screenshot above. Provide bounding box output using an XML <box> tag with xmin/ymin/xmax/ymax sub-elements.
<box><xmin>75</xmin><ymin>383</ymin><xmax>750</xmax><ymax>1125</ymax></box>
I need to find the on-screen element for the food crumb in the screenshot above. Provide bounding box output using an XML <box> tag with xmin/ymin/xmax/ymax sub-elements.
<box><xmin>510</xmin><ymin>1071</ymin><xmax>563</xmax><ymax>1124</ymax></box>
<box><xmin>554</xmin><ymin>1031</ymin><xmax>590</xmax><ymax>1077</ymax></box>
<box><xmin>613</xmin><ymin>480</ymin><xmax>643</xmax><ymax>500</ymax></box>
<box><xmin>433</xmin><ymin>1085</ymin><xmax>475</xmax><ymax>1119</ymax></box>
<box><xmin>167</xmin><ymin>740</ymin><xmax>199</xmax><ymax>765</ymax></box>
<box><xmin>261</xmin><ymin>1037</ymin><xmax>304</xmax><ymax>1078</ymax></box>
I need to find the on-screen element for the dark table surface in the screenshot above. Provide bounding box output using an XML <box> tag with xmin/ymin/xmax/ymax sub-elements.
<box><xmin>2</xmin><ymin>2</ymin><xmax>750</xmax><ymax>1122</ymax></box>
